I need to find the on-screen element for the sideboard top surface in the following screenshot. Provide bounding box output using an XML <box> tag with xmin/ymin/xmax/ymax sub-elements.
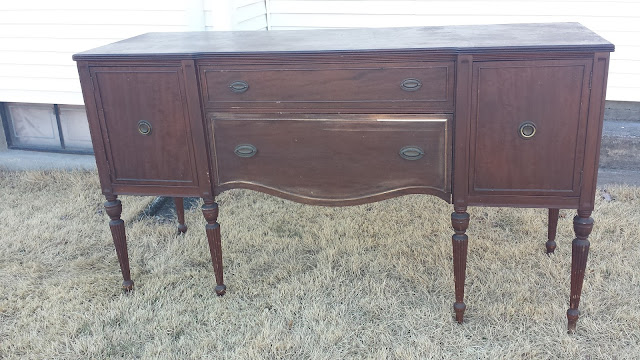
<box><xmin>73</xmin><ymin>22</ymin><xmax>613</xmax><ymax>60</ymax></box>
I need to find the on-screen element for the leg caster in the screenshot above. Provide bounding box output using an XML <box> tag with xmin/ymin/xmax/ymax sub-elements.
<box><xmin>567</xmin><ymin>210</ymin><xmax>593</xmax><ymax>333</ymax></box>
<box><xmin>202</xmin><ymin>198</ymin><xmax>226</xmax><ymax>296</ymax></box>
<box><xmin>453</xmin><ymin>302</ymin><xmax>466</xmax><ymax>324</ymax></box>
<box><xmin>451</xmin><ymin>208</ymin><xmax>470</xmax><ymax>323</ymax></box>
<box><xmin>567</xmin><ymin>308</ymin><xmax>580</xmax><ymax>332</ymax></box>
<box><xmin>546</xmin><ymin>208</ymin><xmax>559</xmax><ymax>254</ymax></box>
<box><xmin>174</xmin><ymin>197</ymin><xmax>187</xmax><ymax>234</ymax></box>
<box><xmin>122</xmin><ymin>280</ymin><xmax>134</xmax><ymax>292</ymax></box>
<box><xmin>215</xmin><ymin>285</ymin><xmax>227</xmax><ymax>296</ymax></box>
<box><xmin>104</xmin><ymin>195</ymin><xmax>134</xmax><ymax>292</ymax></box>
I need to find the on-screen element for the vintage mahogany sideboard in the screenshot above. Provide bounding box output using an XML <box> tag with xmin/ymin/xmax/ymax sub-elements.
<box><xmin>73</xmin><ymin>23</ymin><xmax>613</xmax><ymax>332</ymax></box>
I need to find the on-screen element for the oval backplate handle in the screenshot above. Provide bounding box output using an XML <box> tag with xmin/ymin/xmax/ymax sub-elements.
<box><xmin>137</xmin><ymin>120</ymin><xmax>152</xmax><ymax>136</ymax></box>
<box><xmin>400</xmin><ymin>78</ymin><xmax>422</xmax><ymax>92</ymax></box>
<box><xmin>399</xmin><ymin>146</ymin><xmax>424</xmax><ymax>160</ymax></box>
<box><xmin>519</xmin><ymin>121</ymin><xmax>537</xmax><ymax>139</ymax></box>
<box><xmin>234</xmin><ymin>144</ymin><xmax>257</xmax><ymax>158</ymax></box>
<box><xmin>229</xmin><ymin>80</ymin><xmax>249</xmax><ymax>93</ymax></box>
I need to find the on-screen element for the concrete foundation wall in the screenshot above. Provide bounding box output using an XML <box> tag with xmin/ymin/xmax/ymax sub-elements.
<box><xmin>0</xmin><ymin>108</ymin><xmax>8</xmax><ymax>151</ymax></box>
<box><xmin>604</xmin><ymin>101</ymin><xmax>640</xmax><ymax>122</ymax></box>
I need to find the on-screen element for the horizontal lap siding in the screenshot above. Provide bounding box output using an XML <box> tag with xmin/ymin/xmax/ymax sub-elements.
<box><xmin>2</xmin><ymin>1</ymin><xmax>634</xmax><ymax>103</ymax></box>
<box><xmin>269</xmin><ymin>0</ymin><xmax>639</xmax><ymax>101</ymax></box>
<box><xmin>204</xmin><ymin>0</ymin><xmax>267</xmax><ymax>31</ymax></box>
<box><xmin>235</xmin><ymin>1</ymin><xmax>268</xmax><ymax>30</ymax></box>
<box><xmin>0</xmin><ymin>1</ymin><xmax>189</xmax><ymax>105</ymax></box>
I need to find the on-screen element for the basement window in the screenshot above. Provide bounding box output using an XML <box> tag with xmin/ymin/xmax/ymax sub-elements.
<box><xmin>1</xmin><ymin>102</ymin><xmax>93</xmax><ymax>154</ymax></box>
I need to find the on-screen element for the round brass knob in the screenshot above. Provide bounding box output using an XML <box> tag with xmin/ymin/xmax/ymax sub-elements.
<box><xmin>518</xmin><ymin>121</ymin><xmax>536</xmax><ymax>139</ymax></box>
<box><xmin>137</xmin><ymin>120</ymin><xmax>152</xmax><ymax>135</ymax></box>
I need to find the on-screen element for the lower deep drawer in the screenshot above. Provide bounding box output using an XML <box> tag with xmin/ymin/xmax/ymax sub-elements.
<box><xmin>210</xmin><ymin>114</ymin><xmax>451</xmax><ymax>205</ymax></box>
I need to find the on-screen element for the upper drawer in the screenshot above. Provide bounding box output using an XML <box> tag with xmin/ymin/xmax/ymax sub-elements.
<box><xmin>199</xmin><ymin>62</ymin><xmax>454</xmax><ymax>113</ymax></box>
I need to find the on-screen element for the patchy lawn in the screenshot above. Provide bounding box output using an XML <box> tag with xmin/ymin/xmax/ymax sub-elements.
<box><xmin>0</xmin><ymin>170</ymin><xmax>639</xmax><ymax>359</ymax></box>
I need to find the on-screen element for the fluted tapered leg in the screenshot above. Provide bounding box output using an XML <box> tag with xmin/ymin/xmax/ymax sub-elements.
<box><xmin>546</xmin><ymin>208</ymin><xmax>560</xmax><ymax>254</ymax></box>
<box><xmin>202</xmin><ymin>198</ymin><xmax>226</xmax><ymax>295</ymax></box>
<box><xmin>174</xmin><ymin>197</ymin><xmax>187</xmax><ymax>234</ymax></box>
<box><xmin>567</xmin><ymin>210</ymin><xmax>593</xmax><ymax>333</ymax></box>
<box><xmin>451</xmin><ymin>207</ymin><xmax>470</xmax><ymax>323</ymax></box>
<box><xmin>104</xmin><ymin>195</ymin><xmax>134</xmax><ymax>291</ymax></box>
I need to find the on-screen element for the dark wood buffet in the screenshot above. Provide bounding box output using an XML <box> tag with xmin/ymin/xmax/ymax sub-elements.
<box><xmin>73</xmin><ymin>23</ymin><xmax>614</xmax><ymax>332</ymax></box>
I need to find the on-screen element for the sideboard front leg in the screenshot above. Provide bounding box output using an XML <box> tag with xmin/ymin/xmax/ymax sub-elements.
<box><xmin>451</xmin><ymin>208</ymin><xmax>470</xmax><ymax>323</ymax></box>
<box><xmin>567</xmin><ymin>210</ymin><xmax>593</xmax><ymax>333</ymax></box>
<box><xmin>104</xmin><ymin>195</ymin><xmax>134</xmax><ymax>292</ymax></box>
<box><xmin>546</xmin><ymin>208</ymin><xmax>560</xmax><ymax>254</ymax></box>
<box><xmin>202</xmin><ymin>198</ymin><xmax>226</xmax><ymax>295</ymax></box>
<box><xmin>174</xmin><ymin>197</ymin><xmax>187</xmax><ymax>234</ymax></box>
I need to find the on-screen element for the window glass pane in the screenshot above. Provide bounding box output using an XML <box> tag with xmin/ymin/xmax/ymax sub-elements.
<box><xmin>6</xmin><ymin>103</ymin><xmax>61</xmax><ymax>149</ymax></box>
<box><xmin>59</xmin><ymin>105</ymin><xmax>93</xmax><ymax>152</ymax></box>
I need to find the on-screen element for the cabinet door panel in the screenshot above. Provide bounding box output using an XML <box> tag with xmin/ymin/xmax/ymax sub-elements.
<box><xmin>91</xmin><ymin>66</ymin><xmax>198</xmax><ymax>187</ymax></box>
<box><xmin>470</xmin><ymin>59</ymin><xmax>592</xmax><ymax>196</ymax></box>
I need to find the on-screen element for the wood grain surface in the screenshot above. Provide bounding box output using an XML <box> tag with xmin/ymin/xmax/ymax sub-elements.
<box><xmin>73</xmin><ymin>23</ymin><xmax>613</xmax><ymax>332</ymax></box>
<box><xmin>73</xmin><ymin>23</ymin><xmax>613</xmax><ymax>60</ymax></box>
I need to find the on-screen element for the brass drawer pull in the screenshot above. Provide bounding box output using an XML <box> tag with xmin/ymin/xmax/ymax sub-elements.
<box><xmin>137</xmin><ymin>120</ymin><xmax>152</xmax><ymax>135</ymax></box>
<box><xmin>400</xmin><ymin>78</ymin><xmax>422</xmax><ymax>92</ymax></box>
<box><xmin>519</xmin><ymin>121</ymin><xmax>537</xmax><ymax>139</ymax></box>
<box><xmin>229</xmin><ymin>80</ymin><xmax>249</xmax><ymax>93</ymax></box>
<box><xmin>234</xmin><ymin>144</ymin><xmax>257</xmax><ymax>158</ymax></box>
<box><xmin>399</xmin><ymin>146</ymin><xmax>424</xmax><ymax>160</ymax></box>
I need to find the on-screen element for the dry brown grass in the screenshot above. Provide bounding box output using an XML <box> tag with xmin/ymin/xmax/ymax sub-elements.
<box><xmin>0</xmin><ymin>170</ymin><xmax>639</xmax><ymax>359</ymax></box>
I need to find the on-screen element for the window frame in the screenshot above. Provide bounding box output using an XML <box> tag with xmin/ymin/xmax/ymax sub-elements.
<box><xmin>0</xmin><ymin>102</ymin><xmax>94</xmax><ymax>155</ymax></box>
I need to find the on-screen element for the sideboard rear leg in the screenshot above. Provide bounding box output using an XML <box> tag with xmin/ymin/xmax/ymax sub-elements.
<box><xmin>104</xmin><ymin>195</ymin><xmax>134</xmax><ymax>292</ymax></box>
<box><xmin>202</xmin><ymin>198</ymin><xmax>226</xmax><ymax>295</ymax></box>
<box><xmin>546</xmin><ymin>208</ymin><xmax>560</xmax><ymax>254</ymax></box>
<box><xmin>174</xmin><ymin>197</ymin><xmax>187</xmax><ymax>234</ymax></box>
<box><xmin>451</xmin><ymin>207</ymin><xmax>470</xmax><ymax>323</ymax></box>
<box><xmin>567</xmin><ymin>210</ymin><xmax>593</xmax><ymax>333</ymax></box>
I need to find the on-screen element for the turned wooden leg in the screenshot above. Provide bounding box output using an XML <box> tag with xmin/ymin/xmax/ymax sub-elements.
<box><xmin>202</xmin><ymin>198</ymin><xmax>226</xmax><ymax>295</ymax></box>
<box><xmin>451</xmin><ymin>207</ymin><xmax>470</xmax><ymax>323</ymax></box>
<box><xmin>567</xmin><ymin>210</ymin><xmax>593</xmax><ymax>333</ymax></box>
<box><xmin>546</xmin><ymin>208</ymin><xmax>560</xmax><ymax>254</ymax></box>
<box><xmin>174</xmin><ymin>197</ymin><xmax>187</xmax><ymax>234</ymax></box>
<box><xmin>104</xmin><ymin>195</ymin><xmax>134</xmax><ymax>292</ymax></box>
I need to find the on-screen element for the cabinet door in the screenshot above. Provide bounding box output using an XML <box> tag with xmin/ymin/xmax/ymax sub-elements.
<box><xmin>470</xmin><ymin>59</ymin><xmax>592</xmax><ymax>197</ymax></box>
<box><xmin>91</xmin><ymin>66</ymin><xmax>198</xmax><ymax>188</ymax></box>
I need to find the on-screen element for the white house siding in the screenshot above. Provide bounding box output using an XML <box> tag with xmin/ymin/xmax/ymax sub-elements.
<box><xmin>0</xmin><ymin>0</ymin><xmax>266</xmax><ymax>106</ymax></box>
<box><xmin>0</xmin><ymin>1</ymin><xmax>636</xmax><ymax>105</ymax></box>
<box><xmin>205</xmin><ymin>0</ymin><xmax>268</xmax><ymax>31</ymax></box>
<box><xmin>0</xmin><ymin>0</ymin><xmax>198</xmax><ymax>105</ymax></box>
<box><xmin>268</xmin><ymin>0</ymin><xmax>640</xmax><ymax>102</ymax></box>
